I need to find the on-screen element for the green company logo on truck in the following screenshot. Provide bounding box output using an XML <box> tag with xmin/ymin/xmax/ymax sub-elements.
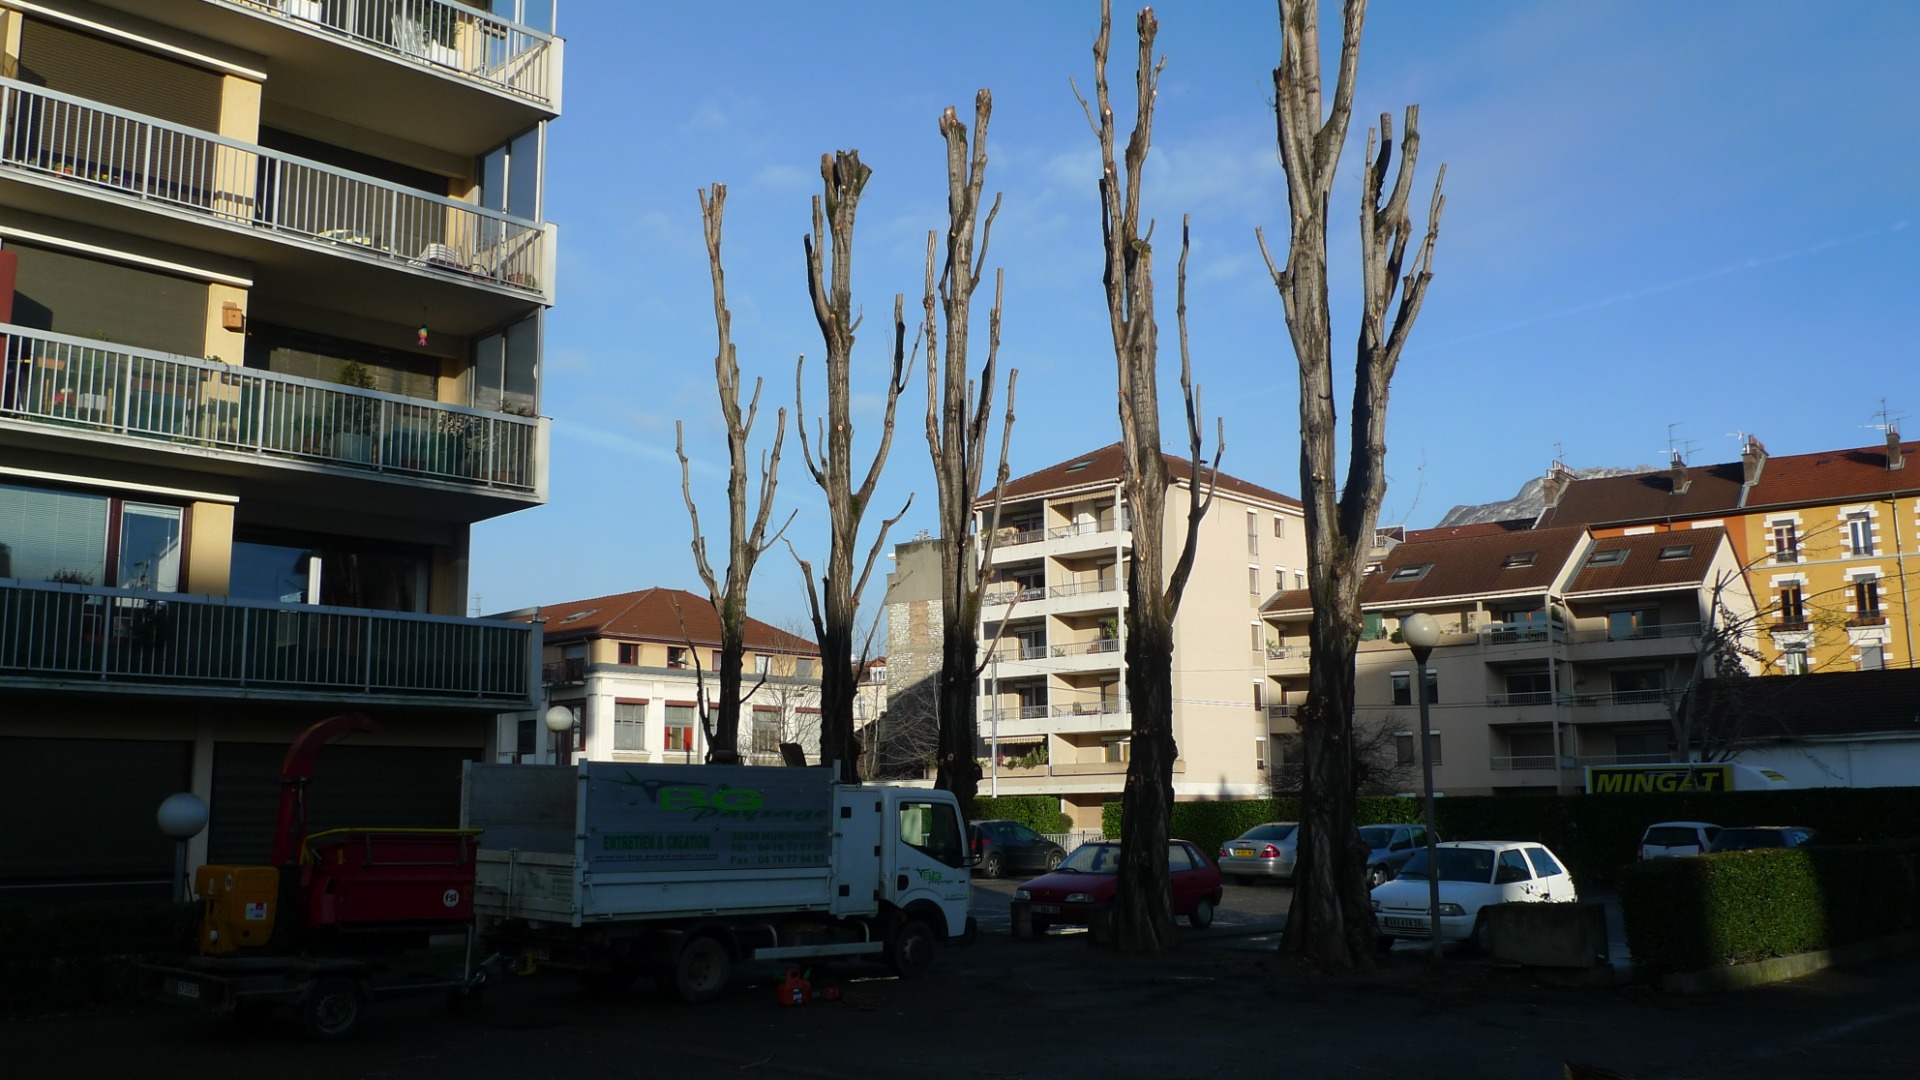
<box><xmin>1588</xmin><ymin>764</ymin><xmax>1731</xmax><ymax>793</ymax></box>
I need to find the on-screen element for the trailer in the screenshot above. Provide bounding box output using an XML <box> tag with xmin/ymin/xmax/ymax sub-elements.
<box><xmin>463</xmin><ymin>761</ymin><xmax>974</xmax><ymax>1003</ymax></box>
<box><xmin>141</xmin><ymin>714</ymin><xmax>488</xmax><ymax>1040</ymax></box>
<box><xmin>1583</xmin><ymin>761</ymin><xmax>1794</xmax><ymax>794</ymax></box>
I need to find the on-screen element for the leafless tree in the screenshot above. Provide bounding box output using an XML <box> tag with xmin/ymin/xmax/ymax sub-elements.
<box><xmin>1260</xmin><ymin>0</ymin><xmax>1446</xmax><ymax>969</ymax></box>
<box><xmin>677</xmin><ymin>184</ymin><xmax>793</xmax><ymax>764</ymax></box>
<box><xmin>1074</xmin><ymin>1</ymin><xmax>1222</xmax><ymax>954</ymax></box>
<box><xmin>1268</xmin><ymin>715</ymin><xmax>1418</xmax><ymax>797</ymax></box>
<box><xmin>793</xmin><ymin>151</ymin><xmax>915</xmax><ymax>781</ymax></box>
<box><xmin>866</xmin><ymin>674</ymin><xmax>941</xmax><ymax>781</ymax></box>
<box><xmin>923</xmin><ymin>91</ymin><xmax>1019</xmax><ymax>818</ymax></box>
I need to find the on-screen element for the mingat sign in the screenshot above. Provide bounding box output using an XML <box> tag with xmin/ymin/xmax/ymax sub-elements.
<box><xmin>1587</xmin><ymin>764</ymin><xmax>1732</xmax><ymax>794</ymax></box>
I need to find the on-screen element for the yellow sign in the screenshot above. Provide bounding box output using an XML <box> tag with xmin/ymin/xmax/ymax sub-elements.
<box><xmin>1587</xmin><ymin>764</ymin><xmax>1732</xmax><ymax>794</ymax></box>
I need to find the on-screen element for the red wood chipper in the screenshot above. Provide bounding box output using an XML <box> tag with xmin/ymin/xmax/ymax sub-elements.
<box><xmin>144</xmin><ymin>713</ymin><xmax>488</xmax><ymax>1040</ymax></box>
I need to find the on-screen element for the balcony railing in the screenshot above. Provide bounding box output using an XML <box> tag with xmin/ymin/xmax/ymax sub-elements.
<box><xmin>1489</xmin><ymin>755</ymin><xmax>1559</xmax><ymax>771</ymax></box>
<box><xmin>1048</xmin><ymin>520</ymin><xmax>1118</xmax><ymax>540</ymax></box>
<box><xmin>1051</xmin><ymin>701</ymin><xmax>1125</xmax><ymax>718</ymax></box>
<box><xmin>543</xmin><ymin>657</ymin><xmax>586</xmax><ymax>684</ymax></box>
<box><xmin>987</xmin><ymin>705</ymin><xmax>1051</xmax><ymax>721</ymax></box>
<box><xmin>0</xmin><ymin>579</ymin><xmax>532</xmax><ymax>702</ymax></box>
<box><xmin>1267</xmin><ymin>644</ymin><xmax>1307</xmax><ymax>660</ymax></box>
<box><xmin>1568</xmin><ymin>621</ymin><xmax>1703</xmax><ymax>644</ymax></box>
<box><xmin>1050</xmin><ymin>579</ymin><xmax>1119</xmax><ymax>598</ymax></box>
<box><xmin>1265</xmin><ymin>704</ymin><xmax>1296</xmax><ymax>721</ymax></box>
<box><xmin>1568</xmin><ymin>689</ymin><xmax>1674</xmax><ymax>707</ymax></box>
<box><xmin>0</xmin><ymin>79</ymin><xmax>546</xmax><ymax>295</ymax></box>
<box><xmin>1480</xmin><ymin>622</ymin><xmax>1565</xmax><ymax>645</ymax></box>
<box><xmin>983</xmin><ymin>585</ymin><xmax>1046</xmax><ymax>606</ymax></box>
<box><xmin>1052</xmin><ymin>638</ymin><xmax>1120</xmax><ymax>658</ymax></box>
<box><xmin>1</xmin><ymin>325</ymin><xmax>538</xmax><ymax>492</ymax></box>
<box><xmin>1486</xmin><ymin>691</ymin><xmax>1561</xmax><ymax>707</ymax></box>
<box><xmin>222</xmin><ymin>0</ymin><xmax>558</xmax><ymax>106</ymax></box>
<box><xmin>1576</xmin><ymin>754</ymin><xmax>1675</xmax><ymax>767</ymax></box>
<box><xmin>991</xmin><ymin>526</ymin><xmax>1046</xmax><ymax>548</ymax></box>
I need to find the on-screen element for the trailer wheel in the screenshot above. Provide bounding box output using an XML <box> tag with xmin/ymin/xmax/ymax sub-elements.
<box><xmin>299</xmin><ymin>977</ymin><xmax>366</xmax><ymax>1042</ymax></box>
<box><xmin>887</xmin><ymin>919</ymin><xmax>937</xmax><ymax>979</ymax></box>
<box><xmin>672</xmin><ymin>936</ymin><xmax>731</xmax><ymax>1004</ymax></box>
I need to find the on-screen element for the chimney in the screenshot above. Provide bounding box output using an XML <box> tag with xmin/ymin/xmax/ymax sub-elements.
<box><xmin>1668</xmin><ymin>451</ymin><xmax>1691</xmax><ymax>496</ymax></box>
<box><xmin>1540</xmin><ymin>461</ymin><xmax>1575</xmax><ymax>510</ymax></box>
<box><xmin>1890</xmin><ymin>427</ymin><xmax>1906</xmax><ymax>472</ymax></box>
<box><xmin>1741</xmin><ymin>435</ymin><xmax>1768</xmax><ymax>487</ymax></box>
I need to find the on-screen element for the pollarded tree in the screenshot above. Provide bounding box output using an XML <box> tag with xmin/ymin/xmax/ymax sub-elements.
<box><xmin>1261</xmin><ymin>0</ymin><xmax>1446</xmax><ymax>970</ymax></box>
<box><xmin>923</xmin><ymin>91</ymin><xmax>1018</xmax><ymax>819</ymax></box>
<box><xmin>1076</xmin><ymin>0</ymin><xmax>1221</xmax><ymax>954</ymax></box>
<box><xmin>676</xmin><ymin>184</ymin><xmax>792</xmax><ymax>763</ymax></box>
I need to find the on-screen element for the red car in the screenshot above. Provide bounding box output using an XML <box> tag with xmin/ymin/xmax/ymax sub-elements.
<box><xmin>1008</xmin><ymin>840</ymin><xmax>1222</xmax><ymax>936</ymax></box>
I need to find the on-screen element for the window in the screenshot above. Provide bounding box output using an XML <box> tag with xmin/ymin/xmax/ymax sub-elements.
<box><xmin>711</xmin><ymin>650</ymin><xmax>723</xmax><ymax>671</ymax></box>
<box><xmin>1252</xmin><ymin>681</ymin><xmax>1265</xmax><ymax>709</ymax></box>
<box><xmin>1585</xmin><ymin>548</ymin><xmax>1627</xmax><ymax>567</ymax></box>
<box><xmin>1103</xmin><ymin>738</ymin><xmax>1130</xmax><ymax>763</ymax></box>
<box><xmin>1275</xmin><ymin>567</ymin><xmax>1287</xmax><ymax>591</ymax></box>
<box><xmin>1389</xmin><ymin>564</ymin><xmax>1431</xmax><ymax>581</ymax></box>
<box><xmin>471</xmin><ymin>313</ymin><xmax>540</xmax><ymax>416</ymax></box>
<box><xmin>755</xmin><ymin>654</ymin><xmax>771</xmax><ymax>675</ymax></box>
<box><xmin>1251</xmin><ymin>623</ymin><xmax>1264</xmax><ymax>651</ymax></box>
<box><xmin>0</xmin><ymin>482</ymin><xmax>186</xmax><ymax>591</ymax></box>
<box><xmin>614</xmin><ymin>700</ymin><xmax>648</xmax><ymax>752</ymax></box>
<box><xmin>665</xmin><ymin>703</ymin><xmax>697</xmax><ymax>756</ymax></box>
<box><xmin>667</xmin><ymin>647</ymin><xmax>687</xmax><ymax>669</ymax></box>
<box><xmin>1294</xmin><ymin>570</ymin><xmax>1306</xmax><ymax>590</ymax></box>
<box><xmin>1607</xmin><ymin>608</ymin><xmax>1661</xmax><ymax>641</ymax></box>
<box><xmin>1247</xmin><ymin>510</ymin><xmax>1259</xmax><ymax>556</ymax></box>
<box><xmin>1249</xmin><ymin>566</ymin><xmax>1261</xmax><ymax>596</ymax></box>
<box><xmin>1504</xmin><ymin>670</ymin><xmax>1552</xmax><ymax>705</ymax></box>
<box><xmin>1861</xmin><ymin>645</ymin><xmax>1885</xmax><ymax>672</ymax></box>
<box><xmin>1526</xmin><ymin>847</ymin><xmax>1565</xmax><ymax>878</ymax></box>
<box><xmin>1848</xmin><ymin>513</ymin><xmax>1874</xmax><ymax>556</ymax></box>
<box><xmin>1505</xmin><ymin>729</ymin><xmax>1555</xmax><ymax>768</ymax></box>
<box><xmin>618</xmin><ymin>643</ymin><xmax>640</xmax><ymax>666</ymax></box>
<box><xmin>1502</xmin><ymin>551</ymin><xmax>1537</xmax><ymax>569</ymax></box>
<box><xmin>1254</xmin><ymin>736</ymin><xmax>1268</xmax><ymax>771</ymax></box>
<box><xmin>1395</xmin><ymin>733</ymin><xmax>1416</xmax><ymax>765</ymax></box>
<box><xmin>548</xmin><ymin>704</ymin><xmax>582</xmax><ymax>752</ymax></box>
<box><xmin>1611</xmin><ymin>669</ymin><xmax>1665</xmax><ymax>704</ymax></box>
<box><xmin>1778</xmin><ymin>585</ymin><xmax>1806</xmax><ymax>627</ymax></box>
<box><xmin>1361</xmin><ymin>613</ymin><xmax>1386</xmax><ymax>641</ymax></box>
<box><xmin>1273</xmin><ymin>517</ymin><xmax>1286</xmax><ymax>538</ymax></box>
<box><xmin>795</xmin><ymin>657</ymin><xmax>814</xmax><ymax>679</ymax></box>
<box><xmin>1614</xmin><ymin>730</ymin><xmax>1668</xmax><ymax>760</ymax></box>
<box><xmin>1496</xmin><ymin>849</ymin><xmax>1534</xmax><ymax>884</ymax></box>
<box><xmin>1772</xmin><ymin>522</ymin><xmax>1799</xmax><ymax>563</ymax></box>
<box><xmin>1657</xmin><ymin>545</ymin><xmax>1693</xmax><ymax>561</ymax></box>
<box><xmin>1854</xmin><ymin>577</ymin><xmax>1883</xmax><ymax>622</ymax></box>
<box><xmin>1426</xmin><ymin>731</ymin><xmax>1442</xmax><ymax>766</ymax></box>
<box><xmin>898</xmin><ymin>800</ymin><xmax>965</xmax><ymax>868</ymax></box>
<box><xmin>752</xmin><ymin>706</ymin><xmax>781</xmax><ymax>754</ymax></box>
<box><xmin>1167</xmin><ymin>842</ymin><xmax>1195</xmax><ymax>871</ymax></box>
<box><xmin>1782</xmin><ymin>645</ymin><xmax>1809</xmax><ymax>675</ymax></box>
<box><xmin>1280</xmin><ymin>735</ymin><xmax>1306</xmax><ymax>767</ymax></box>
<box><xmin>1393</xmin><ymin>670</ymin><xmax>1438</xmax><ymax>706</ymax></box>
<box><xmin>515</xmin><ymin>717</ymin><xmax>535</xmax><ymax>758</ymax></box>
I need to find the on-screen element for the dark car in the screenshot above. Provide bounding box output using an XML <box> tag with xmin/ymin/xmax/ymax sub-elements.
<box><xmin>1709</xmin><ymin>826</ymin><xmax>1818</xmax><ymax>853</ymax></box>
<box><xmin>1008</xmin><ymin>840</ymin><xmax>1222</xmax><ymax>936</ymax></box>
<box><xmin>968</xmin><ymin>819</ymin><xmax>1067</xmax><ymax>879</ymax></box>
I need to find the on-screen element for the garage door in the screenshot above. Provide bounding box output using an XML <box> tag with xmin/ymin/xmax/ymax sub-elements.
<box><xmin>208</xmin><ymin>742</ymin><xmax>481</xmax><ymax>866</ymax></box>
<box><xmin>0</xmin><ymin>736</ymin><xmax>192</xmax><ymax>893</ymax></box>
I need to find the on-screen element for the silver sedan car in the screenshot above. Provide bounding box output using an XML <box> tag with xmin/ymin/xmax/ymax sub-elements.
<box><xmin>1217</xmin><ymin>822</ymin><xmax>1299</xmax><ymax>882</ymax></box>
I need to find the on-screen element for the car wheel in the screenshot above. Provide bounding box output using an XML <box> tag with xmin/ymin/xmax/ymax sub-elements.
<box><xmin>673</xmin><ymin>936</ymin><xmax>732</xmax><ymax>1004</ymax></box>
<box><xmin>981</xmin><ymin>851</ymin><xmax>1003</xmax><ymax>879</ymax></box>
<box><xmin>298</xmin><ymin>977</ymin><xmax>366</xmax><ymax>1043</ymax></box>
<box><xmin>1187</xmin><ymin>897</ymin><xmax>1214</xmax><ymax>930</ymax></box>
<box><xmin>887</xmin><ymin>919</ymin><xmax>938</xmax><ymax>978</ymax></box>
<box><xmin>1044</xmin><ymin>850</ymin><xmax>1063</xmax><ymax>871</ymax></box>
<box><xmin>1365</xmin><ymin>864</ymin><xmax>1389</xmax><ymax>890</ymax></box>
<box><xmin>1470</xmin><ymin>914</ymin><xmax>1492</xmax><ymax>955</ymax></box>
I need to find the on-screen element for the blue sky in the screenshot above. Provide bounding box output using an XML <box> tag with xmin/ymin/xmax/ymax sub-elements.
<box><xmin>471</xmin><ymin>1</ymin><xmax>1920</xmax><ymax>632</ymax></box>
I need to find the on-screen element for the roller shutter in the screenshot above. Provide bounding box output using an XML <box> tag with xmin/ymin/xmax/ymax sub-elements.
<box><xmin>207</xmin><ymin>741</ymin><xmax>480</xmax><ymax>866</ymax></box>
<box><xmin>6</xmin><ymin>241</ymin><xmax>209</xmax><ymax>358</ymax></box>
<box><xmin>17</xmin><ymin>20</ymin><xmax>224</xmax><ymax>133</ymax></box>
<box><xmin>0</xmin><ymin>737</ymin><xmax>192</xmax><ymax>891</ymax></box>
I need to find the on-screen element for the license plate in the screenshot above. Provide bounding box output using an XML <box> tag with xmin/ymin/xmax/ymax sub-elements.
<box><xmin>173</xmin><ymin>980</ymin><xmax>201</xmax><ymax>1000</ymax></box>
<box><xmin>1231</xmin><ymin>847</ymin><xmax>1253</xmax><ymax>857</ymax></box>
<box><xmin>1384</xmin><ymin>917</ymin><xmax>1425</xmax><ymax>929</ymax></box>
<box><xmin>1030</xmin><ymin>904</ymin><xmax>1061</xmax><ymax>915</ymax></box>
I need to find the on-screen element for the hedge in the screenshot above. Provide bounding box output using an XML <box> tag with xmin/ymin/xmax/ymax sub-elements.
<box><xmin>0</xmin><ymin>899</ymin><xmax>197</xmax><ymax>1014</ymax></box>
<box><xmin>1100</xmin><ymin>786</ymin><xmax>1920</xmax><ymax>886</ymax></box>
<box><xmin>971</xmin><ymin>796</ymin><xmax>1071</xmax><ymax>835</ymax></box>
<box><xmin>1619</xmin><ymin>842</ymin><xmax>1920</xmax><ymax>974</ymax></box>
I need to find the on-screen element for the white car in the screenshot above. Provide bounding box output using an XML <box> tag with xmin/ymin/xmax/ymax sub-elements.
<box><xmin>1639</xmin><ymin>821</ymin><xmax>1720</xmax><ymax>860</ymax></box>
<box><xmin>1370</xmin><ymin>840</ymin><xmax>1577</xmax><ymax>951</ymax></box>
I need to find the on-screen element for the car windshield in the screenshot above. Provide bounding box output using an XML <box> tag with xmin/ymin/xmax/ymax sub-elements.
<box><xmin>1357</xmin><ymin>826</ymin><xmax>1396</xmax><ymax>847</ymax></box>
<box><xmin>1058</xmin><ymin>844</ymin><xmax>1122</xmax><ymax>874</ymax></box>
<box><xmin>1396</xmin><ymin>847</ymin><xmax>1497</xmax><ymax>883</ymax></box>
<box><xmin>1237</xmin><ymin>824</ymin><xmax>1298</xmax><ymax>843</ymax></box>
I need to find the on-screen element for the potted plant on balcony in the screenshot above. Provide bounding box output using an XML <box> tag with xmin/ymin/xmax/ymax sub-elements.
<box><xmin>333</xmin><ymin>361</ymin><xmax>377</xmax><ymax>463</ymax></box>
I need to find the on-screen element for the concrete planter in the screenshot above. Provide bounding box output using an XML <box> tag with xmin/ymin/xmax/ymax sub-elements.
<box><xmin>1487</xmin><ymin>901</ymin><xmax>1609</xmax><ymax>968</ymax></box>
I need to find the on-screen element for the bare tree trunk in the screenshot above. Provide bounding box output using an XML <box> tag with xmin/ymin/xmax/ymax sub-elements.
<box><xmin>1077</xmin><ymin>2</ymin><xmax>1220</xmax><ymax>955</ymax></box>
<box><xmin>1263</xmin><ymin>0</ymin><xmax>1444</xmax><ymax>971</ymax></box>
<box><xmin>924</xmin><ymin>92</ymin><xmax>1018</xmax><ymax>819</ymax></box>
<box><xmin>677</xmin><ymin>184</ymin><xmax>792</xmax><ymax>764</ymax></box>
<box><xmin>794</xmin><ymin>151</ymin><xmax>914</xmax><ymax>781</ymax></box>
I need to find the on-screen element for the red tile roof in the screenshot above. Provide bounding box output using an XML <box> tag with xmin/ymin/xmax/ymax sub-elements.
<box><xmin>1263</xmin><ymin>526</ymin><xmax>1589</xmax><ymax>614</ymax></box>
<box><xmin>985</xmin><ymin>442</ymin><xmax>1300</xmax><ymax>508</ymax></box>
<box><xmin>1404</xmin><ymin>521</ymin><xmax>1533</xmax><ymax>543</ymax></box>
<box><xmin>1745</xmin><ymin>439</ymin><xmax>1920</xmax><ymax>508</ymax></box>
<box><xmin>527</xmin><ymin>588</ymin><xmax>815</xmax><ymax>652</ymax></box>
<box><xmin>1536</xmin><ymin>461</ymin><xmax>1746</xmax><ymax>528</ymax></box>
<box><xmin>1563</xmin><ymin>527</ymin><xmax>1728</xmax><ymax>596</ymax></box>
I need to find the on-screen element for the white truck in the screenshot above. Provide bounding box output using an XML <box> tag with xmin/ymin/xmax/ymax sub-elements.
<box><xmin>461</xmin><ymin>762</ymin><xmax>974</xmax><ymax>1003</ymax></box>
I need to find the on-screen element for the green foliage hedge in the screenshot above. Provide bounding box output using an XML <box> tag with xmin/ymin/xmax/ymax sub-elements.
<box><xmin>1619</xmin><ymin>842</ymin><xmax>1920</xmax><ymax>974</ymax></box>
<box><xmin>1101</xmin><ymin>787</ymin><xmax>1920</xmax><ymax>886</ymax></box>
<box><xmin>971</xmin><ymin>796</ymin><xmax>1071</xmax><ymax>835</ymax></box>
<box><xmin>0</xmin><ymin>899</ymin><xmax>196</xmax><ymax>1014</ymax></box>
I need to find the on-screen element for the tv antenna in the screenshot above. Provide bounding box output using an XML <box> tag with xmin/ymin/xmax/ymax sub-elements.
<box><xmin>1866</xmin><ymin>398</ymin><xmax>1906</xmax><ymax>435</ymax></box>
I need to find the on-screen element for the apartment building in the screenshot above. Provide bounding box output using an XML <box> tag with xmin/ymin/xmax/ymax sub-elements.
<box><xmin>0</xmin><ymin>0</ymin><xmax>561</xmax><ymax>898</ymax></box>
<box><xmin>973</xmin><ymin>443</ymin><xmax>1307</xmax><ymax>826</ymax></box>
<box><xmin>517</xmin><ymin>588</ymin><xmax>823</xmax><ymax>766</ymax></box>
<box><xmin>1261</xmin><ymin>525</ymin><xmax>1755</xmax><ymax>795</ymax></box>
<box><xmin>1538</xmin><ymin>432</ymin><xmax>1917</xmax><ymax>676</ymax></box>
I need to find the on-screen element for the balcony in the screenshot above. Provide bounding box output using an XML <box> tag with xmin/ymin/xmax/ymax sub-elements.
<box><xmin>1048</xmin><ymin>577</ymin><xmax>1121</xmax><ymax>613</ymax></box>
<box><xmin>1265</xmin><ymin>645</ymin><xmax>1310</xmax><ymax>676</ymax></box>
<box><xmin>0</xmin><ymin>79</ymin><xmax>551</xmax><ymax>333</ymax></box>
<box><xmin>1</xmin><ymin>325</ymin><xmax>541</xmax><ymax>504</ymax></box>
<box><xmin>542</xmin><ymin>657</ymin><xmax>585</xmax><ymax>684</ymax></box>
<box><xmin>1565</xmin><ymin>621</ymin><xmax>1702</xmax><ymax>661</ymax></box>
<box><xmin>217</xmin><ymin>0</ymin><xmax>559</xmax><ymax>108</ymax></box>
<box><xmin>0</xmin><ymin>579</ymin><xmax>534</xmax><ymax>706</ymax></box>
<box><xmin>1265</xmin><ymin>704</ymin><xmax>1296</xmax><ymax>722</ymax></box>
<box><xmin>1051</xmin><ymin>638</ymin><xmax>1120</xmax><ymax>659</ymax></box>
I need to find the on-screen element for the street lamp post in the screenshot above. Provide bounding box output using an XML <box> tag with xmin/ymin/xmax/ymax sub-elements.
<box><xmin>545</xmin><ymin>704</ymin><xmax>577</xmax><ymax>765</ymax></box>
<box><xmin>1399</xmin><ymin>612</ymin><xmax>1444</xmax><ymax>962</ymax></box>
<box><xmin>156</xmin><ymin>792</ymin><xmax>208</xmax><ymax>904</ymax></box>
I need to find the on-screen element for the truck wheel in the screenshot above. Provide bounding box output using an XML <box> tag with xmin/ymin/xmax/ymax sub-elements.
<box><xmin>672</xmin><ymin>937</ymin><xmax>731</xmax><ymax>1004</ymax></box>
<box><xmin>887</xmin><ymin>919</ymin><xmax>937</xmax><ymax>978</ymax></box>
<box><xmin>299</xmin><ymin>977</ymin><xmax>366</xmax><ymax>1042</ymax></box>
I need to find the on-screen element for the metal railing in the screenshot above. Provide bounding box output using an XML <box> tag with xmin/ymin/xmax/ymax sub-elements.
<box><xmin>0</xmin><ymin>78</ymin><xmax>546</xmax><ymax>294</ymax></box>
<box><xmin>1489</xmin><ymin>755</ymin><xmax>1559</xmax><ymax>771</ymax></box>
<box><xmin>983</xmin><ymin>585</ymin><xmax>1046</xmax><ymax>606</ymax></box>
<box><xmin>1566</xmin><ymin>622</ymin><xmax>1703</xmax><ymax>645</ymax></box>
<box><xmin>0</xmin><ymin>579</ymin><xmax>532</xmax><ymax>702</ymax></box>
<box><xmin>542</xmin><ymin>657</ymin><xmax>585</xmax><ymax>684</ymax></box>
<box><xmin>1568</xmin><ymin>689</ymin><xmax>1674</xmax><ymax>707</ymax></box>
<box><xmin>1048</xmin><ymin>520</ymin><xmax>1117</xmax><ymax>540</ymax></box>
<box><xmin>988</xmin><ymin>705</ymin><xmax>1051</xmax><ymax>721</ymax></box>
<box><xmin>1267</xmin><ymin>644</ymin><xmax>1307</xmax><ymax>660</ymax></box>
<box><xmin>992</xmin><ymin>526</ymin><xmax>1046</xmax><ymax>547</ymax></box>
<box><xmin>1049</xmin><ymin>579</ymin><xmax>1118</xmax><ymax>598</ymax></box>
<box><xmin>1051</xmin><ymin>701</ymin><xmax>1124</xmax><ymax>718</ymax></box>
<box><xmin>0</xmin><ymin>325</ymin><xmax>538</xmax><ymax>491</ymax></box>
<box><xmin>1480</xmin><ymin>623</ymin><xmax>1565</xmax><ymax>645</ymax></box>
<box><xmin>1051</xmin><ymin>638</ymin><xmax>1120</xmax><ymax>658</ymax></box>
<box><xmin>1486</xmin><ymin>691</ymin><xmax>1561</xmax><ymax>707</ymax></box>
<box><xmin>1576</xmin><ymin>754</ymin><xmax>1674</xmax><ymax>767</ymax></box>
<box><xmin>1265</xmin><ymin>704</ymin><xmax>1296</xmax><ymax>720</ymax></box>
<box><xmin>222</xmin><ymin>0</ymin><xmax>558</xmax><ymax>105</ymax></box>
